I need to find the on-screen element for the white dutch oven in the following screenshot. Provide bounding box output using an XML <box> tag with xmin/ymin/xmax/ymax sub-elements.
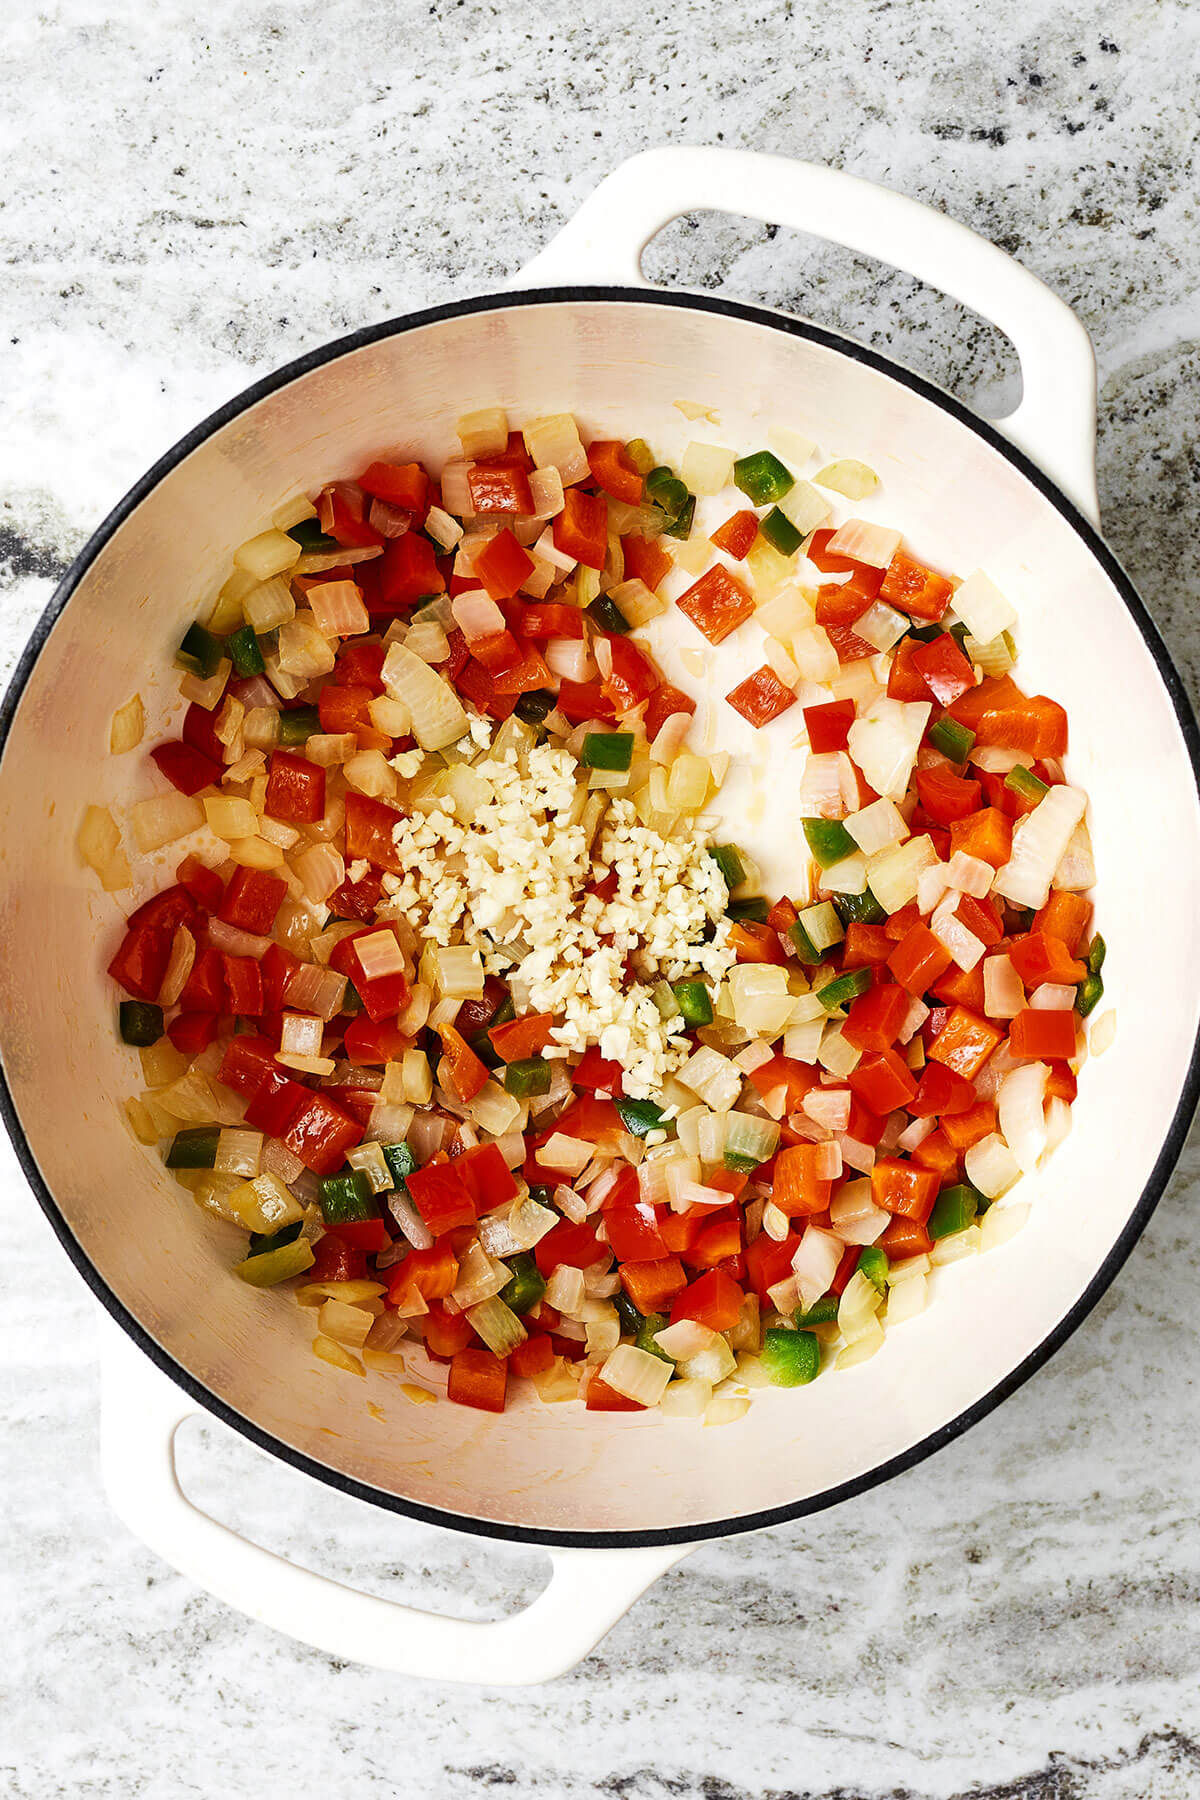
<box><xmin>3</xmin><ymin>148</ymin><xmax>1199</xmax><ymax>1684</ymax></box>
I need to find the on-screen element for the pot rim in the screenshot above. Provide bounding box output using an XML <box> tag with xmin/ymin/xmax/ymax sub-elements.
<box><xmin>4</xmin><ymin>284</ymin><xmax>1199</xmax><ymax>1549</ymax></box>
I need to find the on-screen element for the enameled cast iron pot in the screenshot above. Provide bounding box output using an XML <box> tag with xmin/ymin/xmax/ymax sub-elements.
<box><xmin>4</xmin><ymin>149</ymin><xmax>1199</xmax><ymax>1683</ymax></box>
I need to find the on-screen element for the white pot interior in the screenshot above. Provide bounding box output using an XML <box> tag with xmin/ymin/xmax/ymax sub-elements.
<box><xmin>2</xmin><ymin>295</ymin><xmax>1197</xmax><ymax>1537</ymax></box>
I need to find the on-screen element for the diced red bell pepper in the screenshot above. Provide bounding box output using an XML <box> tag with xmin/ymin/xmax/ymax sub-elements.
<box><xmin>842</xmin><ymin>923</ymin><xmax>894</xmax><ymax>969</ymax></box>
<box><xmin>333</xmin><ymin>641</ymin><xmax>387</xmax><ymax>692</ymax></box>
<box><xmin>953</xmin><ymin>894</ymin><xmax>1003</xmax><ymax>949</ymax></box>
<box><xmin>772</xmin><ymin>1143</ymin><xmax>832</xmax><ymax>1218</ymax></box>
<box><xmin>1008</xmin><ymin>1008</ymin><xmax>1078</xmax><ymax>1061</ymax></box>
<box><xmin>805</xmin><ymin>529</ymin><xmax>868</xmax><ymax>574</ymax></box>
<box><xmin>509</xmin><ymin>1333</ymin><xmax>556</xmax><ymax>1380</ymax></box>
<box><xmin>219</xmin><ymin>866</ymin><xmax>287</xmax><ymax>936</ymax></box>
<box><xmin>618</xmin><ymin>1256</ymin><xmax>687</xmax><ymax>1314</ymax></box>
<box><xmin>803</xmin><ymin>698</ymin><xmax>855</xmax><ymax>753</ymax></box>
<box><xmin>726</xmin><ymin>665</ymin><xmax>797</xmax><ymax>727</ymax></box>
<box><xmin>621</xmin><ymin>533</ymin><xmax>673</xmax><ymax>590</ymax></box>
<box><xmin>603</xmin><ymin>635</ymin><xmax>660</xmax><ymax>713</ymax></box>
<box><xmin>222</xmin><ymin>954</ymin><xmax>264</xmax><ymax>1017</ymax></box>
<box><xmin>514</xmin><ymin>601</ymin><xmax>585</xmax><ymax>640</ymax></box>
<box><xmin>710</xmin><ymin>509</ymin><xmax>760</xmax><ymax>559</ymax></box>
<box><xmin>669</xmin><ymin>1268</ymin><xmax>745</xmax><ymax>1332</ymax></box>
<box><xmin>571</xmin><ymin>1045</ymin><xmax>623</xmax><ymax>1095</ymax></box>
<box><xmin>310</xmin><ymin>1233</ymin><xmax>369</xmax><ymax>1284</ymax></box>
<box><xmin>182</xmin><ymin>700</ymin><xmax>226</xmax><ymax>764</ymax></box>
<box><xmin>585</xmin><ymin>1371</ymin><xmax>644</xmax><ymax>1411</ymax></box>
<box><xmin>555</xmin><ymin>678</ymin><xmax>616</xmax><ymax>724</ymax></box>
<box><xmin>745</xmin><ymin>1231</ymin><xmax>802</xmax><ymax>1298</ymax></box>
<box><xmin>887</xmin><ymin>637</ymin><xmax>933</xmax><ymax>702</ymax></box>
<box><xmin>888</xmin><ymin>923</ymin><xmax>954</xmax><ymax>996</ymax></box>
<box><xmin>878</xmin><ymin>1216</ymin><xmax>933</xmax><ymax>1260</ymax></box>
<box><xmin>107</xmin><ymin>885</ymin><xmax>198</xmax><ymax>1001</ymax></box>
<box><xmin>766</xmin><ymin>896</ymin><xmax>799</xmax><ymax>933</ymax></box>
<box><xmin>244</xmin><ymin>1067</ymin><xmax>309</xmax><ymax>1135</ymax></box>
<box><xmin>397</xmin><ymin>1239</ymin><xmax>459</xmax><ymax>1301</ymax></box>
<box><xmin>343</xmin><ymin>791</ymin><xmax>404</xmax><ymax>874</ymax></box>
<box><xmin>545</xmin><ymin>1095</ymin><xmax>622</xmax><ymax>1145</ymax></box>
<box><xmin>475</xmin><ymin>528</ymin><xmax>536</xmax><ymax>600</ymax></box>
<box><xmin>643</xmin><ymin>683</ymin><xmax>697</xmax><ymax>742</ymax></box>
<box><xmin>676</xmin><ymin>565</ymin><xmax>755</xmax><ymax>644</ymax></box>
<box><xmin>488</xmin><ymin>1012</ymin><xmax>555</xmax><ymax>1063</ymax></box>
<box><xmin>455</xmin><ymin>1142</ymin><xmax>519</xmax><ymax>1212</ymax></box>
<box><xmin>1032</xmin><ymin>892</ymin><xmax>1092</xmax><ymax>954</ymax></box>
<box><xmin>912</xmin><ymin>1129</ymin><xmax>959</xmax><ymax>1182</ymax></box>
<box><xmin>176</xmin><ymin>853</ymin><xmax>224</xmax><ymax>913</ymax></box>
<box><xmin>177</xmin><ymin>945</ymin><xmax>227</xmax><ymax>1014</ymax></box>
<box><xmin>358</xmin><ymin>460</ymin><xmax>429</xmax><ymax>514</ymax></box>
<box><xmin>728</xmin><ymin>919</ymin><xmax>786</xmax><ymax>965</ymax></box>
<box><xmin>746</xmin><ymin>1055</ymin><xmax>818</xmax><ymax>1112</ymax></box>
<box><xmin>327</xmin><ymin>866</ymin><xmax>385</xmax><ymax>923</ymax></box>
<box><xmin>468</xmin><ymin>464</ymin><xmax>534</xmax><ymax>515</ymax></box>
<box><xmin>912</xmin><ymin>634</ymin><xmax>976</xmax><ymax>705</ymax></box>
<box><xmin>265</xmin><ymin>750</ymin><xmax>326</xmax><ymax>824</ymax></box>
<box><xmin>948</xmin><ymin>807</ymin><xmax>1013</xmax><ymax>869</ymax></box>
<box><xmin>436</xmin><ymin>1023</ymin><xmax>490</xmax><ymax>1102</ymax></box>
<box><xmin>317</xmin><ymin>683</ymin><xmax>388</xmax><ymax>751</ymax></box>
<box><xmin>688</xmin><ymin>1217</ymin><xmax>744</xmax><ymax>1268</ymax></box>
<box><xmin>281</xmin><ymin>1091</ymin><xmax>364</xmax><ymax>1175</ymax></box>
<box><xmin>533</xmin><ymin>1218</ymin><xmax>602</xmax><ymax>1277</ymax></box>
<box><xmin>447</xmin><ymin>1347</ymin><xmax>508</xmax><ymax>1413</ymax></box>
<box><xmin>329</xmin><ymin>1217</ymin><xmax>390</xmax><ymax>1256</ymax></box>
<box><xmin>879</xmin><ymin>551</ymin><xmax>953</xmax><ymax>622</ymax></box>
<box><xmin>915</xmin><ymin>764</ymin><xmax>982</xmax><ymax>825</ymax></box>
<box><xmin>827</xmin><ymin>621</ymin><xmax>879</xmax><ymax>663</ymax></box>
<box><xmin>927</xmin><ymin>1006</ymin><xmax>1003</xmax><ymax>1080</ymax></box>
<box><xmin>150</xmin><ymin>740</ymin><xmax>221</xmax><ymax>797</ymax></box>
<box><xmin>910</xmin><ymin>1060</ymin><xmax>976</xmax><ymax>1117</ymax></box>
<box><xmin>342</xmin><ymin>1014</ymin><xmax>412</xmax><ymax>1066</ymax></box>
<box><xmin>815</xmin><ymin>582</ymin><xmax>874</xmax><ymax>627</ymax></box>
<box><xmin>421</xmin><ymin>1301</ymin><xmax>475</xmax><ymax>1361</ymax></box>
<box><xmin>404</xmin><ymin>1162</ymin><xmax>477</xmax><ymax>1235</ymax></box>
<box><xmin>259</xmin><ymin>941</ymin><xmax>298</xmax><ymax>1013</ymax></box>
<box><xmin>218</xmin><ymin>1034</ymin><xmax>277</xmax><ymax>1098</ymax></box>
<box><xmin>322</xmin><ymin>482</ymin><xmax>384</xmax><ymax>548</ymax></box>
<box><xmin>951</xmin><ymin>676</ymin><xmax>1068</xmax><ymax>760</ymax></box>
<box><xmin>167</xmin><ymin>1012</ymin><xmax>219</xmax><ymax>1054</ymax></box>
<box><xmin>553</xmin><ymin>489</ymin><xmax>609</xmax><ymax>571</ymax></box>
<box><xmin>870</xmin><ymin>1157</ymin><xmax>939</xmax><ymax>1223</ymax></box>
<box><xmin>848</xmin><ymin>1047</ymin><xmax>917</xmax><ymax>1114</ymax></box>
<box><xmin>1008</xmin><ymin>932</ymin><xmax>1087</xmax><ymax>987</ymax></box>
<box><xmin>941</xmin><ymin>1099</ymin><xmax>998</xmax><ymax>1150</ymax></box>
<box><xmin>842</xmin><ymin>982</ymin><xmax>910</xmax><ymax>1052</ymax></box>
<box><xmin>376</xmin><ymin>533</ymin><xmax>445</xmax><ymax>612</ymax></box>
<box><xmin>606</xmin><ymin>1202</ymin><xmax>669</xmax><ymax>1263</ymax></box>
<box><xmin>586</xmin><ymin>440</ymin><xmax>643</xmax><ymax>504</ymax></box>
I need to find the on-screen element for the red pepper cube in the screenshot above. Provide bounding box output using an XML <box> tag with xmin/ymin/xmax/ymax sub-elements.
<box><xmin>842</xmin><ymin>982</ymin><xmax>910</xmax><ymax>1052</ymax></box>
<box><xmin>221</xmin><ymin>954</ymin><xmax>264</xmax><ymax>1017</ymax></box>
<box><xmin>447</xmin><ymin>1347</ymin><xmax>508</xmax><ymax>1413</ymax></box>
<box><xmin>725</xmin><ymin>665</ymin><xmax>797</xmax><ymax>727</ymax></box>
<box><xmin>927</xmin><ymin>1005</ymin><xmax>1004</xmax><ymax>1080</ymax></box>
<box><xmin>585</xmin><ymin>1372</ymin><xmax>643</xmax><ymax>1411</ymax></box>
<box><xmin>343</xmin><ymin>791</ymin><xmax>405</xmax><ymax>873</ymax></box>
<box><xmin>603</xmin><ymin>635</ymin><xmax>660</xmax><ymax>713</ymax></box>
<box><xmin>586</xmin><ymin>440</ymin><xmax>644</xmax><ymax>504</ymax></box>
<box><xmin>555</xmin><ymin>678</ymin><xmax>616</xmax><ymax>724</ymax></box>
<box><xmin>825</xmin><ymin>621</ymin><xmax>878</xmax><ymax>664</ymax></box>
<box><xmin>177</xmin><ymin>944</ymin><xmax>227</xmax><ymax>1013</ymax></box>
<box><xmin>358</xmin><ymin>460</ymin><xmax>429</xmax><ymax>514</ymax></box>
<box><xmin>491</xmin><ymin>634</ymin><xmax>553</xmax><ymax>697</ymax></box>
<box><xmin>265</xmin><ymin>750</ymin><xmax>326</xmax><ymax>824</ymax></box>
<box><xmin>911</xmin><ymin>633</ymin><xmax>977</xmax><ymax>705</ymax></box>
<box><xmin>870</xmin><ymin>1157</ymin><xmax>940</xmax><ymax>1224</ymax></box>
<box><xmin>848</xmin><ymin>1047</ymin><xmax>918</xmax><ymax>1115</ymax></box>
<box><xmin>218</xmin><ymin>866</ymin><xmax>287</xmax><ymax>936</ymax></box>
<box><xmin>911</xmin><ymin>1129</ymin><xmax>959</xmax><ymax>1182</ymax></box>
<box><xmin>509</xmin><ymin>1333</ymin><xmax>556</xmax><ymax>1380</ymax></box>
<box><xmin>803</xmin><ymin>698</ymin><xmax>855</xmax><ymax>753</ymax></box>
<box><xmin>244</xmin><ymin>1068</ymin><xmax>309</xmax><ymax>1135</ymax></box>
<box><xmin>342</xmin><ymin>1015</ymin><xmax>412</xmax><ymax>1066</ymax></box>
<box><xmin>1008</xmin><ymin>1008</ymin><xmax>1078</xmax><ymax>1061</ymax></box>
<box><xmin>940</xmin><ymin>1099</ymin><xmax>998</xmax><ymax>1150</ymax></box>
<box><xmin>621</xmin><ymin>533</ymin><xmax>673</xmax><ymax>590</ymax></box>
<box><xmin>455</xmin><ymin>1142</ymin><xmax>519</xmax><ymax>1212</ymax></box>
<box><xmin>475</xmin><ymin>528</ymin><xmax>536</xmax><ymax>600</ymax></box>
<box><xmin>533</xmin><ymin>1218</ymin><xmax>602</xmax><ymax>1277</ymax></box>
<box><xmin>888</xmin><ymin>923</ymin><xmax>954</xmax><ymax>996</ymax></box>
<box><xmin>1008</xmin><ymin>932</ymin><xmax>1087</xmax><ymax>988</ymax></box>
<box><xmin>553</xmin><ymin>488</ymin><xmax>609</xmax><ymax>571</ymax></box>
<box><xmin>887</xmin><ymin>637</ymin><xmax>933</xmax><ymax>702</ymax></box>
<box><xmin>218</xmin><ymin>1035</ymin><xmax>277</xmax><ymax>1099</ymax></box>
<box><xmin>842</xmin><ymin>923</ymin><xmax>893</xmax><ymax>969</ymax></box>
<box><xmin>376</xmin><ymin>533</ymin><xmax>445</xmax><ymax>612</ymax></box>
<box><xmin>676</xmin><ymin>565</ymin><xmax>755</xmax><ymax>645</ymax></box>
<box><xmin>710</xmin><ymin>509</ymin><xmax>760</xmax><ymax>559</ymax></box>
<box><xmin>260</xmin><ymin>941</ymin><xmax>299</xmax><ymax>1012</ymax></box>
<box><xmin>311</xmin><ymin>1233</ymin><xmax>369</xmax><ymax>1284</ymax></box>
<box><xmin>668</xmin><ymin>1268</ymin><xmax>745</xmax><ymax>1332</ymax></box>
<box><xmin>815</xmin><ymin>582</ymin><xmax>874</xmax><ymax>627</ymax></box>
<box><xmin>745</xmin><ymin>1231</ymin><xmax>803</xmax><ymax>1299</ymax></box>
<box><xmin>605</xmin><ymin>1203</ymin><xmax>669</xmax><ymax>1264</ymax></box>
<box><xmin>467</xmin><ymin>463</ymin><xmax>534</xmax><ymax>515</ymax></box>
<box><xmin>879</xmin><ymin>1216</ymin><xmax>934</xmax><ymax>1260</ymax></box>
<box><xmin>333</xmin><ymin>641</ymin><xmax>387</xmax><ymax>692</ymax></box>
<box><xmin>150</xmin><ymin>740</ymin><xmax>222</xmax><ymax>797</ymax></box>
<box><xmin>406</xmin><ymin>1162</ymin><xmax>477</xmax><ymax>1235</ymax></box>
<box><xmin>107</xmin><ymin>885</ymin><xmax>197</xmax><ymax>1000</ymax></box>
<box><xmin>879</xmin><ymin>551</ymin><xmax>954</xmax><ymax>622</ymax></box>
<box><xmin>909</xmin><ymin>1060</ymin><xmax>977</xmax><ymax>1118</ymax></box>
<box><xmin>176</xmin><ymin>853</ymin><xmax>224</xmax><ymax>912</ymax></box>
<box><xmin>772</xmin><ymin>1143</ymin><xmax>832</xmax><ymax>1218</ymax></box>
<box><xmin>643</xmin><ymin>683</ymin><xmax>696</xmax><ymax>742</ymax></box>
<box><xmin>915</xmin><ymin>764</ymin><xmax>982</xmax><ymax>825</ymax></box>
<box><xmin>515</xmin><ymin>601</ymin><xmax>585</xmax><ymax>640</ymax></box>
<box><xmin>281</xmin><ymin>1091</ymin><xmax>364</xmax><ymax>1176</ymax></box>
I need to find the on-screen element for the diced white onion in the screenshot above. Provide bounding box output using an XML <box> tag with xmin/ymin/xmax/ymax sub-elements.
<box><xmin>983</xmin><ymin>953</ymin><xmax>1024</xmax><ymax>1019</ymax></box>
<box><xmin>848</xmin><ymin>697</ymin><xmax>931</xmax><ymax>801</ymax></box>
<box><xmin>930</xmin><ymin>892</ymin><xmax>985</xmax><ymax>971</ymax></box>
<box><xmin>949</xmin><ymin>569</ymin><xmax>1017</xmax><ymax>642</ymax></box>
<box><xmin>790</xmin><ymin>1225</ymin><xmax>843</xmax><ymax>1309</ymax></box>
<box><xmin>382</xmin><ymin>642</ymin><xmax>469</xmax><ymax>750</ymax></box>
<box><xmin>965</xmin><ymin>1132</ymin><xmax>1022</xmax><ymax>1199</ymax></box>
<box><xmin>826</xmin><ymin>519</ymin><xmax>903</xmax><ymax>569</ymax></box>
<box><xmin>993</xmin><ymin>786</ymin><xmax>1087</xmax><ymax>910</ymax></box>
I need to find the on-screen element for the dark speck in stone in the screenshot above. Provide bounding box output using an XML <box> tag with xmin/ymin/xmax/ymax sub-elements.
<box><xmin>0</xmin><ymin>530</ymin><xmax>69</xmax><ymax>585</ymax></box>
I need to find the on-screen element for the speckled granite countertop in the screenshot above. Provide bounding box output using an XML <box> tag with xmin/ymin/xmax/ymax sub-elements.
<box><xmin>3</xmin><ymin>2</ymin><xmax>1200</xmax><ymax>1795</ymax></box>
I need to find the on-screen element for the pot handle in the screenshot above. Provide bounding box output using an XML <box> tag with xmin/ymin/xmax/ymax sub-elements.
<box><xmin>517</xmin><ymin>146</ymin><xmax>1099</xmax><ymax>524</ymax></box>
<box><xmin>97</xmin><ymin>1316</ymin><xmax>687</xmax><ymax>1683</ymax></box>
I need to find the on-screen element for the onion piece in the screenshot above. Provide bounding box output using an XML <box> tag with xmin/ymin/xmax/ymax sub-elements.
<box><xmin>983</xmin><ymin>953</ymin><xmax>1024</xmax><ymax>1019</ymax></box>
<box><xmin>949</xmin><ymin>569</ymin><xmax>1017</xmax><ymax>642</ymax></box>
<box><xmin>825</xmin><ymin>519</ymin><xmax>903</xmax><ymax>568</ymax></box>
<box><xmin>848</xmin><ymin>697</ymin><xmax>931</xmax><ymax>801</ymax></box>
<box><xmin>790</xmin><ymin>1225</ymin><xmax>843</xmax><ymax>1309</ymax></box>
<box><xmin>77</xmin><ymin>805</ymin><xmax>132</xmax><ymax>891</ymax></box>
<box><xmin>993</xmin><ymin>785</ymin><xmax>1087</xmax><ymax>910</ymax></box>
<box><xmin>381</xmin><ymin>642</ymin><xmax>468</xmax><ymax>750</ymax></box>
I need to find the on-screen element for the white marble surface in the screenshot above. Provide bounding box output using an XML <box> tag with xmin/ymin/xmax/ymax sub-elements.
<box><xmin>3</xmin><ymin>2</ymin><xmax>1200</xmax><ymax>1795</ymax></box>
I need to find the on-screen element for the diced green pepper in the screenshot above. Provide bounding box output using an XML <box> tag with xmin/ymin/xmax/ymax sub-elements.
<box><xmin>504</xmin><ymin>1056</ymin><xmax>553</xmax><ymax>1098</ymax></box>
<box><xmin>614</xmin><ymin>1289</ymin><xmax>643</xmax><ymax>1336</ymax></box>
<box><xmin>165</xmin><ymin>1126</ymin><xmax>220</xmax><ymax>1169</ymax></box>
<box><xmin>277</xmin><ymin>705</ymin><xmax>321</xmax><ymax>745</ymax></box>
<box><xmin>625</xmin><ymin>439</ymin><xmax>656</xmax><ymax>476</ymax></box>
<box><xmin>816</xmin><ymin>967</ymin><xmax>873</xmax><ymax>1012</ymax></box>
<box><xmin>248</xmin><ymin>1220</ymin><xmax>303</xmax><ymax>1256</ymax></box>
<box><xmin>709</xmin><ymin>844</ymin><xmax>747</xmax><ymax>890</ymax></box>
<box><xmin>582</xmin><ymin>731</ymin><xmax>634</xmax><ymax>772</ymax></box>
<box><xmin>802</xmin><ymin>817</ymin><xmax>858</xmax><ymax>870</ymax></box>
<box><xmin>1077</xmin><ymin>971</ymin><xmax>1104</xmax><ymax>1018</ymax></box>
<box><xmin>645</xmin><ymin>467</ymin><xmax>688</xmax><ymax>522</ymax></box>
<box><xmin>286</xmin><ymin>517</ymin><xmax>339</xmax><ymax>552</ymax></box>
<box><xmin>636</xmin><ymin>1310</ymin><xmax>672</xmax><ymax>1363</ymax></box>
<box><xmin>527</xmin><ymin>1183</ymin><xmax>554</xmax><ymax>1206</ymax></box>
<box><xmin>910</xmin><ymin>620</ymin><xmax>969</xmax><ymax>648</ymax></box>
<box><xmin>514</xmin><ymin>688</ymin><xmax>557</xmax><ymax>725</ymax></box>
<box><xmin>586</xmin><ymin>596</ymin><xmax>631</xmax><ymax>635</ymax></box>
<box><xmin>794</xmin><ymin>1294</ymin><xmax>840</xmax><ymax>1328</ymax></box>
<box><xmin>468</xmin><ymin>1031</ymin><xmax>502</xmax><ymax>1070</ymax></box>
<box><xmin>499</xmin><ymin>1252</ymin><xmax>547</xmax><ymax>1316</ymax></box>
<box><xmin>1086</xmin><ymin>933</ymin><xmax>1106</xmax><ymax>975</ymax></box>
<box><xmin>615</xmin><ymin>1097</ymin><xmax>667</xmax><ymax>1137</ymax></box>
<box><xmin>319</xmin><ymin>1169</ymin><xmax>377</xmax><ymax>1224</ymax></box>
<box><xmin>234</xmin><ymin>1236</ymin><xmax>316</xmax><ymax>1287</ymax></box>
<box><xmin>733</xmin><ymin>450</ymin><xmax>794</xmax><ymax>507</ymax></box>
<box><xmin>1005</xmin><ymin>765</ymin><xmax>1049</xmax><ymax>804</ymax></box>
<box><xmin>928</xmin><ymin>715</ymin><xmax>975</xmax><ymax>762</ymax></box>
<box><xmin>758</xmin><ymin>506</ymin><xmax>802</xmax><ymax>557</ymax></box>
<box><xmin>672</xmin><ymin>980</ymin><xmax>713</xmax><ymax>1027</ymax></box>
<box><xmin>663</xmin><ymin>494</ymin><xmax>695</xmax><ymax>539</ymax></box>
<box><xmin>760</xmin><ymin>1327</ymin><xmax>820</xmax><ymax>1386</ymax></box>
<box><xmin>119</xmin><ymin>1000</ymin><xmax>163</xmax><ymax>1046</ymax></box>
<box><xmin>834</xmin><ymin>887</ymin><xmax>886</xmax><ymax>927</ymax></box>
<box><xmin>728</xmin><ymin>896</ymin><xmax>769</xmax><ymax>923</ymax></box>
<box><xmin>177</xmin><ymin>623</ymin><xmax>223</xmax><ymax>680</ymax></box>
<box><xmin>489</xmin><ymin>994</ymin><xmax>518</xmax><ymax>1031</ymax></box>
<box><xmin>857</xmin><ymin>1245</ymin><xmax>889</xmax><ymax>1292</ymax></box>
<box><xmin>226</xmin><ymin>623</ymin><xmax>266</xmax><ymax>678</ymax></box>
<box><xmin>723</xmin><ymin>1151</ymin><xmax>759</xmax><ymax>1174</ymax></box>
<box><xmin>788</xmin><ymin>919</ymin><xmax>827</xmax><ymax>966</ymax></box>
<box><xmin>928</xmin><ymin>1183</ymin><xmax>981</xmax><ymax>1240</ymax></box>
<box><xmin>341</xmin><ymin>981</ymin><xmax>364</xmax><ymax>1015</ymax></box>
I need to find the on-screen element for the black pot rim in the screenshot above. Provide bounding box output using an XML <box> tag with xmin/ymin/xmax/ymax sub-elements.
<box><xmin>4</xmin><ymin>284</ymin><xmax>1199</xmax><ymax>1551</ymax></box>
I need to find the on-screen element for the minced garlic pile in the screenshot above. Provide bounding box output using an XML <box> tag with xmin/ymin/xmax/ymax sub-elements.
<box><xmin>383</xmin><ymin>728</ymin><xmax>734</xmax><ymax>1096</ymax></box>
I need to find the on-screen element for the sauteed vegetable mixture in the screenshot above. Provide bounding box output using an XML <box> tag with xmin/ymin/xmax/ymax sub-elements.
<box><xmin>87</xmin><ymin>408</ymin><xmax>1106</xmax><ymax>1424</ymax></box>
